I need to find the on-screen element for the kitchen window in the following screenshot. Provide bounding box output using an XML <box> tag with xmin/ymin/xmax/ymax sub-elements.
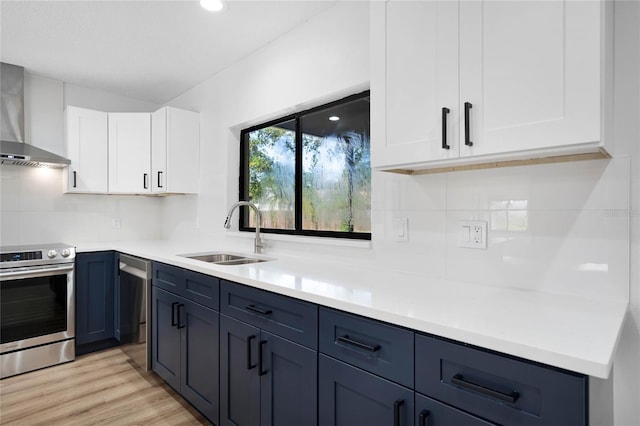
<box><xmin>239</xmin><ymin>91</ymin><xmax>371</xmax><ymax>240</ymax></box>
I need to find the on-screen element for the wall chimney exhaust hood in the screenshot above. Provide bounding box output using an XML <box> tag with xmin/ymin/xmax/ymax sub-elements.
<box><xmin>0</xmin><ymin>62</ymin><xmax>70</xmax><ymax>168</ymax></box>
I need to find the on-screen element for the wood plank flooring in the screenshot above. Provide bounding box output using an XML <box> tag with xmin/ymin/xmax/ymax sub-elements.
<box><xmin>0</xmin><ymin>347</ymin><xmax>209</xmax><ymax>425</ymax></box>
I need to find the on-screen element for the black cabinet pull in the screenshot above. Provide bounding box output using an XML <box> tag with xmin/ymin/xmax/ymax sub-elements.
<box><xmin>73</xmin><ymin>171</ymin><xmax>77</xmax><ymax>188</ymax></box>
<box><xmin>441</xmin><ymin>107</ymin><xmax>450</xmax><ymax>150</ymax></box>
<box><xmin>393</xmin><ymin>399</ymin><xmax>404</xmax><ymax>426</ymax></box>
<box><xmin>171</xmin><ymin>302</ymin><xmax>179</xmax><ymax>327</ymax></box>
<box><xmin>246</xmin><ymin>335</ymin><xmax>257</xmax><ymax>370</ymax></box>
<box><xmin>177</xmin><ymin>304</ymin><xmax>185</xmax><ymax>329</ymax></box>
<box><xmin>157</xmin><ymin>171</ymin><xmax>163</xmax><ymax>188</ymax></box>
<box><xmin>258</xmin><ymin>340</ymin><xmax>268</xmax><ymax>376</ymax></box>
<box><xmin>464</xmin><ymin>102</ymin><xmax>473</xmax><ymax>146</ymax></box>
<box><xmin>337</xmin><ymin>335</ymin><xmax>381</xmax><ymax>353</ymax></box>
<box><xmin>143</xmin><ymin>173</ymin><xmax>149</xmax><ymax>189</ymax></box>
<box><xmin>245</xmin><ymin>304</ymin><xmax>273</xmax><ymax>316</ymax></box>
<box><xmin>451</xmin><ymin>374</ymin><xmax>519</xmax><ymax>403</ymax></box>
<box><xmin>418</xmin><ymin>410</ymin><xmax>430</xmax><ymax>426</ymax></box>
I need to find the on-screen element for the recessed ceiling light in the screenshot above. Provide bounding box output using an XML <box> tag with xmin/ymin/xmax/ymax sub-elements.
<box><xmin>200</xmin><ymin>0</ymin><xmax>225</xmax><ymax>12</ymax></box>
<box><xmin>329</xmin><ymin>115</ymin><xmax>340</xmax><ymax>121</ymax></box>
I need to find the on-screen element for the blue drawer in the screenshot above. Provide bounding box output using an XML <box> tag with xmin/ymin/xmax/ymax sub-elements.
<box><xmin>152</xmin><ymin>262</ymin><xmax>219</xmax><ymax>310</ymax></box>
<box><xmin>319</xmin><ymin>307</ymin><xmax>414</xmax><ymax>388</ymax></box>
<box><xmin>220</xmin><ymin>280</ymin><xmax>318</xmax><ymax>349</ymax></box>
<box><xmin>415</xmin><ymin>334</ymin><xmax>587</xmax><ymax>426</ymax></box>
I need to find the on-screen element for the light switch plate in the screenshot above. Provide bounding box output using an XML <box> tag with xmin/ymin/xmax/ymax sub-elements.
<box><xmin>459</xmin><ymin>220</ymin><xmax>487</xmax><ymax>249</ymax></box>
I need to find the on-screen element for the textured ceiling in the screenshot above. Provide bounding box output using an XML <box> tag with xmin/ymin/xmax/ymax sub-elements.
<box><xmin>0</xmin><ymin>1</ymin><xmax>336</xmax><ymax>104</ymax></box>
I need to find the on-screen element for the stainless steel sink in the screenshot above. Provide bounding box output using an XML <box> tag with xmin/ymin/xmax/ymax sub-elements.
<box><xmin>179</xmin><ymin>252</ymin><xmax>269</xmax><ymax>266</ymax></box>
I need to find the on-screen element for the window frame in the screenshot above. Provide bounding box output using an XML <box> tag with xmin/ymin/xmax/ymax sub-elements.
<box><xmin>239</xmin><ymin>90</ymin><xmax>371</xmax><ymax>241</ymax></box>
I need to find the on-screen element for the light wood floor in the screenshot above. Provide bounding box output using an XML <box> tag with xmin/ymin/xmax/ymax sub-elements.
<box><xmin>0</xmin><ymin>347</ymin><xmax>209</xmax><ymax>425</ymax></box>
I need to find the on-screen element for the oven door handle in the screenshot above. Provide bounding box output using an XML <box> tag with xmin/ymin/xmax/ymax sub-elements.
<box><xmin>0</xmin><ymin>264</ymin><xmax>74</xmax><ymax>280</ymax></box>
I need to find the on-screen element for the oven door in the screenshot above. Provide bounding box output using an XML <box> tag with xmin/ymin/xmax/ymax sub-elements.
<box><xmin>0</xmin><ymin>263</ymin><xmax>75</xmax><ymax>354</ymax></box>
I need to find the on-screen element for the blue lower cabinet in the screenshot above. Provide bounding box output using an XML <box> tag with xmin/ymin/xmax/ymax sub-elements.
<box><xmin>75</xmin><ymin>251</ymin><xmax>116</xmax><ymax>347</ymax></box>
<box><xmin>319</xmin><ymin>354</ymin><xmax>414</xmax><ymax>426</ymax></box>
<box><xmin>415</xmin><ymin>393</ymin><xmax>496</xmax><ymax>426</ymax></box>
<box><xmin>220</xmin><ymin>314</ymin><xmax>318</xmax><ymax>426</ymax></box>
<box><xmin>152</xmin><ymin>286</ymin><xmax>219</xmax><ymax>424</ymax></box>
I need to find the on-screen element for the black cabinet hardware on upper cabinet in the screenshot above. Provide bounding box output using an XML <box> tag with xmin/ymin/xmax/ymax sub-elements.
<box><xmin>143</xmin><ymin>173</ymin><xmax>149</xmax><ymax>189</ymax></box>
<box><xmin>73</xmin><ymin>171</ymin><xmax>77</xmax><ymax>188</ymax></box>
<box><xmin>464</xmin><ymin>102</ymin><xmax>473</xmax><ymax>146</ymax></box>
<box><xmin>451</xmin><ymin>373</ymin><xmax>519</xmax><ymax>403</ymax></box>
<box><xmin>442</xmin><ymin>107</ymin><xmax>451</xmax><ymax>150</ymax></box>
<box><xmin>157</xmin><ymin>171</ymin><xmax>163</xmax><ymax>188</ymax></box>
<box><xmin>337</xmin><ymin>335</ymin><xmax>381</xmax><ymax>353</ymax></box>
<box><xmin>245</xmin><ymin>304</ymin><xmax>273</xmax><ymax>316</ymax></box>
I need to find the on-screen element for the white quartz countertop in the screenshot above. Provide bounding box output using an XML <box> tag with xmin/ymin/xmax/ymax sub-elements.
<box><xmin>77</xmin><ymin>240</ymin><xmax>627</xmax><ymax>379</ymax></box>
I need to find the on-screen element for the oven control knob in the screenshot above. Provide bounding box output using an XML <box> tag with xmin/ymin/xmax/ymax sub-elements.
<box><xmin>47</xmin><ymin>250</ymin><xmax>58</xmax><ymax>259</ymax></box>
<box><xmin>61</xmin><ymin>249</ymin><xmax>71</xmax><ymax>258</ymax></box>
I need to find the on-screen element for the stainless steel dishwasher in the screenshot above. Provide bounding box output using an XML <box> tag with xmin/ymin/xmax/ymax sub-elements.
<box><xmin>118</xmin><ymin>254</ymin><xmax>151</xmax><ymax>371</ymax></box>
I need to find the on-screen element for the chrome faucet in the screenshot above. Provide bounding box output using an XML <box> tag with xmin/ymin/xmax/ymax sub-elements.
<box><xmin>224</xmin><ymin>201</ymin><xmax>264</xmax><ymax>254</ymax></box>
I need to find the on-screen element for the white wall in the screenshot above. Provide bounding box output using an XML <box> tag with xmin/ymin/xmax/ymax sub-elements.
<box><xmin>0</xmin><ymin>74</ymin><xmax>163</xmax><ymax>246</ymax></box>
<box><xmin>164</xmin><ymin>1</ymin><xmax>638</xmax><ymax>424</ymax></box>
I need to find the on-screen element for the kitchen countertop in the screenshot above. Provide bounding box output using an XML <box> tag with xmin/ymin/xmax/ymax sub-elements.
<box><xmin>77</xmin><ymin>240</ymin><xmax>627</xmax><ymax>379</ymax></box>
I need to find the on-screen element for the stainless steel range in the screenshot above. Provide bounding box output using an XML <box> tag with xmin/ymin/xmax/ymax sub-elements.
<box><xmin>0</xmin><ymin>243</ymin><xmax>76</xmax><ymax>378</ymax></box>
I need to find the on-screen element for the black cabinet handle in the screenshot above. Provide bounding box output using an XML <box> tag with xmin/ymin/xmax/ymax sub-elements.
<box><xmin>258</xmin><ymin>340</ymin><xmax>268</xmax><ymax>376</ymax></box>
<box><xmin>451</xmin><ymin>374</ymin><xmax>519</xmax><ymax>403</ymax></box>
<box><xmin>337</xmin><ymin>335</ymin><xmax>381</xmax><ymax>353</ymax></box>
<box><xmin>143</xmin><ymin>173</ymin><xmax>149</xmax><ymax>189</ymax></box>
<box><xmin>245</xmin><ymin>304</ymin><xmax>273</xmax><ymax>316</ymax></box>
<box><xmin>73</xmin><ymin>171</ymin><xmax>77</xmax><ymax>188</ymax></box>
<box><xmin>246</xmin><ymin>335</ymin><xmax>257</xmax><ymax>370</ymax></box>
<box><xmin>171</xmin><ymin>302</ymin><xmax>179</xmax><ymax>327</ymax></box>
<box><xmin>177</xmin><ymin>304</ymin><xmax>185</xmax><ymax>329</ymax></box>
<box><xmin>157</xmin><ymin>171</ymin><xmax>163</xmax><ymax>188</ymax></box>
<box><xmin>393</xmin><ymin>399</ymin><xmax>404</xmax><ymax>426</ymax></box>
<box><xmin>418</xmin><ymin>410</ymin><xmax>430</xmax><ymax>426</ymax></box>
<box><xmin>464</xmin><ymin>102</ymin><xmax>473</xmax><ymax>146</ymax></box>
<box><xmin>441</xmin><ymin>107</ymin><xmax>450</xmax><ymax>150</ymax></box>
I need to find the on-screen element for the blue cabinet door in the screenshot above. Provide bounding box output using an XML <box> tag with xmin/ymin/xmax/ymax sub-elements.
<box><xmin>151</xmin><ymin>286</ymin><xmax>181</xmax><ymax>390</ymax></box>
<box><xmin>75</xmin><ymin>251</ymin><xmax>115</xmax><ymax>345</ymax></box>
<box><xmin>319</xmin><ymin>354</ymin><xmax>414</xmax><ymax>426</ymax></box>
<box><xmin>180</xmin><ymin>299</ymin><xmax>220</xmax><ymax>425</ymax></box>
<box><xmin>220</xmin><ymin>314</ymin><xmax>260</xmax><ymax>426</ymax></box>
<box><xmin>260</xmin><ymin>331</ymin><xmax>317</xmax><ymax>426</ymax></box>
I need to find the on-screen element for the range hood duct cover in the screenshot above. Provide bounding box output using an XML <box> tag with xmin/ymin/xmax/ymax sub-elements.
<box><xmin>0</xmin><ymin>62</ymin><xmax>70</xmax><ymax>168</ymax></box>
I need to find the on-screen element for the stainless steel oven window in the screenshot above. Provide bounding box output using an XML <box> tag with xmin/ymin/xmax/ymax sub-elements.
<box><xmin>0</xmin><ymin>264</ymin><xmax>75</xmax><ymax>353</ymax></box>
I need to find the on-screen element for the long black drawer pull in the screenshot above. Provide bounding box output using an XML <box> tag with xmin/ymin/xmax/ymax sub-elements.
<box><xmin>464</xmin><ymin>102</ymin><xmax>473</xmax><ymax>146</ymax></box>
<box><xmin>393</xmin><ymin>399</ymin><xmax>404</xmax><ymax>426</ymax></box>
<box><xmin>418</xmin><ymin>410</ymin><xmax>430</xmax><ymax>426</ymax></box>
<box><xmin>451</xmin><ymin>374</ymin><xmax>519</xmax><ymax>403</ymax></box>
<box><xmin>245</xmin><ymin>304</ymin><xmax>273</xmax><ymax>316</ymax></box>
<box><xmin>258</xmin><ymin>340</ymin><xmax>268</xmax><ymax>376</ymax></box>
<box><xmin>441</xmin><ymin>107</ymin><xmax>450</xmax><ymax>150</ymax></box>
<box><xmin>171</xmin><ymin>302</ymin><xmax>179</xmax><ymax>327</ymax></box>
<box><xmin>176</xmin><ymin>304</ymin><xmax>185</xmax><ymax>329</ymax></box>
<box><xmin>246</xmin><ymin>335</ymin><xmax>257</xmax><ymax>370</ymax></box>
<box><xmin>337</xmin><ymin>335</ymin><xmax>381</xmax><ymax>353</ymax></box>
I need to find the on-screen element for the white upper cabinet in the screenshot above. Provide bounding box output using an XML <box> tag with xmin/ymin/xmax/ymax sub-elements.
<box><xmin>108</xmin><ymin>113</ymin><xmax>151</xmax><ymax>193</ymax></box>
<box><xmin>64</xmin><ymin>106</ymin><xmax>108</xmax><ymax>193</ymax></box>
<box><xmin>371</xmin><ymin>0</ymin><xmax>607</xmax><ymax>171</ymax></box>
<box><xmin>151</xmin><ymin>107</ymin><xmax>199</xmax><ymax>194</ymax></box>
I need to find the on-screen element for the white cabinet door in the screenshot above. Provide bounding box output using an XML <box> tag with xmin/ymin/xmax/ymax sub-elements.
<box><xmin>65</xmin><ymin>106</ymin><xmax>108</xmax><ymax>193</ymax></box>
<box><xmin>151</xmin><ymin>107</ymin><xmax>199</xmax><ymax>194</ymax></box>
<box><xmin>108</xmin><ymin>113</ymin><xmax>151</xmax><ymax>193</ymax></box>
<box><xmin>371</xmin><ymin>0</ymin><xmax>459</xmax><ymax>168</ymax></box>
<box><xmin>458</xmin><ymin>0</ymin><xmax>601</xmax><ymax>158</ymax></box>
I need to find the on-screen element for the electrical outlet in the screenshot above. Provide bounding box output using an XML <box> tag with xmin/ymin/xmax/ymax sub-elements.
<box><xmin>394</xmin><ymin>217</ymin><xmax>409</xmax><ymax>242</ymax></box>
<box><xmin>459</xmin><ymin>220</ymin><xmax>487</xmax><ymax>249</ymax></box>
